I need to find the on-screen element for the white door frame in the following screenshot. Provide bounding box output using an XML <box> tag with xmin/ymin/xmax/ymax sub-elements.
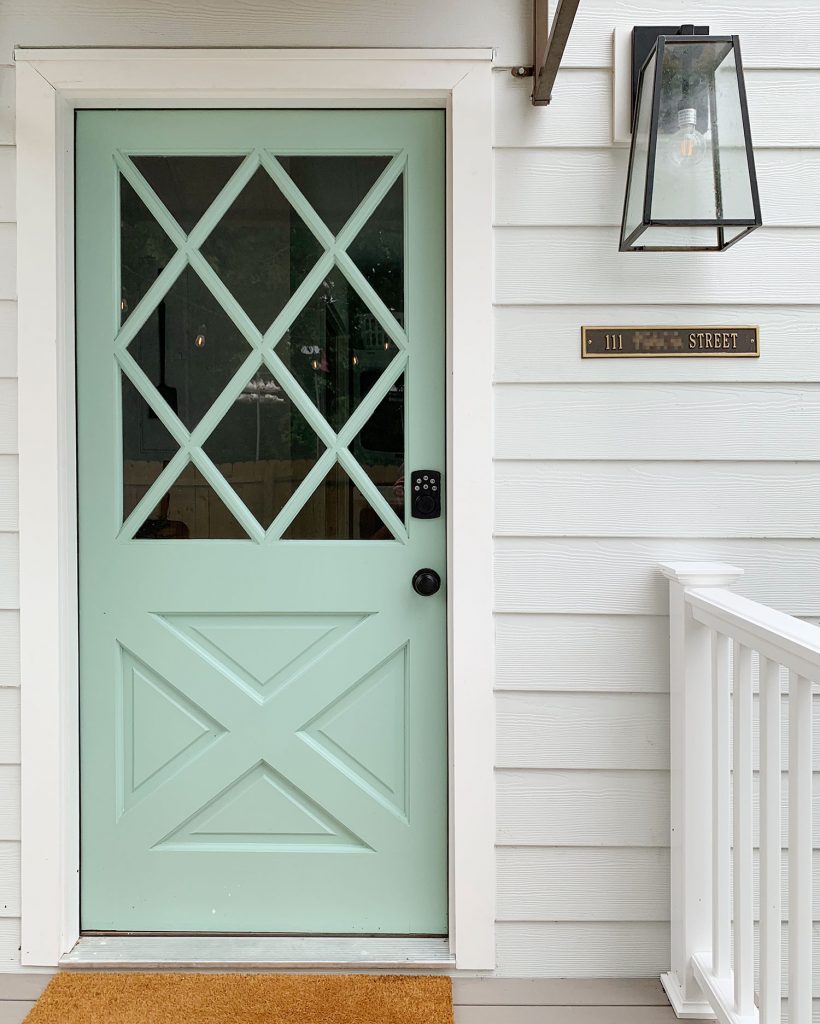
<box><xmin>14</xmin><ymin>48</ymin><xmax>495</xmax><ymax>969</ymax></box>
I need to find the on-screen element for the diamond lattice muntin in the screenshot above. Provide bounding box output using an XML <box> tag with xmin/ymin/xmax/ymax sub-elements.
<box><xmin>117</xmin><ymin>151</ymin><xmax>408</xmax><ymax>543</ymax></box>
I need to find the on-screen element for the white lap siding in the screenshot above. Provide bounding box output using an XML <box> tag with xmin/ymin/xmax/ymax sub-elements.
<box><xmin>0</xmin><ymin>0</ymin><xmax>818</xmax><ymax>995</ymax></box>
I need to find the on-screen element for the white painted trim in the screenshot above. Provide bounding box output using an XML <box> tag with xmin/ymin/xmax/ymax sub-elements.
<box><xmin>15</xmin><ymin>47</ymin><xmax>495</xmax><ymax>971</ymax></box>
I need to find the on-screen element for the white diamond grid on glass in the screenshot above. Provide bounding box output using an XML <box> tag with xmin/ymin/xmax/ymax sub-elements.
<box><xmin>115</xmin><ymin>148</ymin><xmax>408</xmax><ymax>544</ymax></box>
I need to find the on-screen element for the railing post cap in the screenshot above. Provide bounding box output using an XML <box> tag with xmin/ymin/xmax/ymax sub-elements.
<box><xmin>659</xmin><ymin>562</ymin><xmax>744</xmax><ymax>587</ymax></box>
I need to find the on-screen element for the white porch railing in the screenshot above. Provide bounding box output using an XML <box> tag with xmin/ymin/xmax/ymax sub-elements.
<box><xmin>660</xmin><ymin>563</ymin><xmax>817</xmax><ymax>1024</ymax></box>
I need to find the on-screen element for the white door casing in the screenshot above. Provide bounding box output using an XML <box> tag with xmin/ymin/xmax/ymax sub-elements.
<box><xmin>14</xmin><ymin>48</ymin><xmax>494</xmax><ymax>969</ymax></box>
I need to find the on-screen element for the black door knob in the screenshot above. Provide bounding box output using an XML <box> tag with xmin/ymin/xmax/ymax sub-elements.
<box><xmin>412</xmin><ymin>568</ymin><xmax>441</xmax><ymax>596</ymax></box>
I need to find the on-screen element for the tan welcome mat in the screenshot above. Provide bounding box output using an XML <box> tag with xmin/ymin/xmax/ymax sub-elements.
<box><xmin>24</xmin><ymin>973</ymin><xmax>454</xmax><ymax>1024</ymax></box>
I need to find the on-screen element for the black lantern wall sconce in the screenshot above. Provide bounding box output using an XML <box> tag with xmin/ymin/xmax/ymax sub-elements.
<box><xmin>620</xmin><ymin>25</ymin><xmax>762</xmax><ymax>252</ymax></box>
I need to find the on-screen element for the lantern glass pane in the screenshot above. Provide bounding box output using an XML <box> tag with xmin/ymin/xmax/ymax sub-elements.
<box><xmin>623</xmin><ymin>51</ymin><xmax>656</xmax><ymax>243</ymax></box>
<box><xmin>633</xmin><ymin>225</ymin><xmax>722</xmax><ymax>249</ymax></box>
<box><xmin>649</xmin><ymin>39</ymin><xmax>755</xmax><ymax>226</ymax></box>
<box><xmin>712</xmin><ymin>46</ymin><xmax>756</xmax><ymax>220</ymax></box>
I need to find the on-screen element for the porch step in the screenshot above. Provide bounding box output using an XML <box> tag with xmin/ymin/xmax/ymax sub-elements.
<box><xmin>60</xmin><ymin>935</ymin><xmax>454</xmax><ymax>970</ymax></box>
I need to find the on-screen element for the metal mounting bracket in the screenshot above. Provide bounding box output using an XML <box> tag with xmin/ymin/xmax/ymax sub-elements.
<box><xmin>510</xmin><ymin>0</ymin><xmax>582</xmax><ymax>106</ymax></box>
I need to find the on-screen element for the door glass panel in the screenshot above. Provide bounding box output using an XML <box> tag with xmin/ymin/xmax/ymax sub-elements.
<box><xmin>352</xmin><ymin>373</ymin><xmax>405</xmax><ymax>525</ymax></box>
<box><xmin>122</xmin><ymin>372</ymin><xmax>179</xmax><ymax>522</ymax></box>
<box><xmin>277</xmin><ymin>156</ymin><xmax>390</xmax><ymax>236</ymax></box>
<box><xmin>347</xmin><ymin>175</ymin><xmax>404</xmax><ymax>324</ymax></box>
<box><xmin>274</xmin><ymin>266</ymin><xmax>398</xmax><ymax>433</ymax></box>
<box><xmin>127</xmin><ymin>266</ymin><xmax>253</xmax><ymax>431</ymax></box>
<box><xmin>120</xmin><ymin>176</ymin><xmax>177</xmax><ymax>325</ymax></box>
<box><xmin>131</xmin><ymin>156</ymin><xmax>245</xmax><ymax>234</ymax></box>
<box><xmin>203</xmin><ymin>366</ymin><xmax>326</xmax><ymax>529</ymax></box>
<box><xmin>200</xmin><ymin>167</ymin><xmax>326</xmax><ymax>334</ymax></box>
<box><xmin>134</xmin><ymin>463</ymin><xmax>249</xmax><ymax>540</ymax></box>
<box><xmin>282</xmin><ymin>462</ymin><xmax>392</xmax><ymax>541</ymax></box>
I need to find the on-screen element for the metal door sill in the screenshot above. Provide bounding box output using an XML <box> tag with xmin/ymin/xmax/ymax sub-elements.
<box><xmin>60</xmin><ymin>936</ymin><xmax>455</xmax><ymax>970</ymax></box>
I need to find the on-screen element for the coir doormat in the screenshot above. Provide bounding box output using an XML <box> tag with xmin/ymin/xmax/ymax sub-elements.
<box><xmin>24</xmin><ymin>973</ymin><xmax>454</xmax><ymax>1024</ymax></box>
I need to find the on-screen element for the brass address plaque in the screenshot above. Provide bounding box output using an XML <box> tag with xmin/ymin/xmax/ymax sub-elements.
<box><xmin>582</xmin><ymin>326</ymin><xmax>759</xmax><ymax>358</ymax></box>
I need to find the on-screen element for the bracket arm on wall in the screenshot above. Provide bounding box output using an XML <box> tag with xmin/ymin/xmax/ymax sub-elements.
<box><xmin>512</xmin><ymin>0</ymin><xmax>582</xmax><ymax>106</ymax></box>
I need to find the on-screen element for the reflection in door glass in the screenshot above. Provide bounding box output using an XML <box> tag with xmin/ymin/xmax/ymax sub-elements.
<box><xmin>278</xmin><ymin>156</ymin><xmax>391</xmax><ymax>236</ymax></box>
<box><xmin>131</xmin><ymin>156</ymin><xmax>244</xmax><ymax>234</ymax></box>
<box><xmin>275</xmin><ymin>266</ymin><xmax>398</xmax><ymax>433</ymax></box>
<box><xmin>120</xmin><ymin>176</ymin><xmax>177</xmax><ymax>325</ymax></box>
<box><xmin>283</xmin><ymin>462</ymin><xmax>395</xmax><ymax>541</ymax></box>
<box><xmin>203</xmin><ymin>366</ymin><xmax>326</xmax><ymax>530</ymax></box>
<box><xmin>134</xmin><ymin>463</ymin><xmax>248</xmax><ymax>540</ymax></box>
<box><xmin>127</xmin><ymin>266</ymin><xmax>253</xmax><ymax>432</ymax></box>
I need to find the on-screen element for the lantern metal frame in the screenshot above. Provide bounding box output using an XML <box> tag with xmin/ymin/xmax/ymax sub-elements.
<box><xmin>619</xmin><ymin>33</ymin><xmax>763</xmax><ymax>253</ymax></box>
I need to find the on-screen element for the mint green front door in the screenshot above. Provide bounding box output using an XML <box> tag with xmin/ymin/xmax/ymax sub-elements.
<box><xmin>76</xmin><ymin>110</ymin><xmax>446</xmax><ymax>934</ymax></box>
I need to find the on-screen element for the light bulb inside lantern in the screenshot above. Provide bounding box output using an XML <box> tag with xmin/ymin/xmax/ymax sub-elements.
<box><xmin>666</xmin><ymin>108</ymin><xmax>707</xmax><ymax>167</ymax></box>
<box><xmin>194</xmin><ymin>325</ymin><xmax>206</xmax><ymax>349</ymax></box>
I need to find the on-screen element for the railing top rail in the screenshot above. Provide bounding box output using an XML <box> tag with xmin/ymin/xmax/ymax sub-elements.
<box><xmin>688</xmin><ymin>585</ymin><xmax>820</xmax><ymax>684</ymax></box>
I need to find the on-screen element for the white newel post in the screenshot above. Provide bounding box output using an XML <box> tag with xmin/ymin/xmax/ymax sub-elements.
<box><xmin>659</xmin><ymin>562</ymin><xmax>744</xmax><ymax>1019</ymax></box>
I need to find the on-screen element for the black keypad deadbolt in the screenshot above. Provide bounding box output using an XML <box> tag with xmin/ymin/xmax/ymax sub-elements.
<box><xmin>411</xmin><ymin>470</ymin><xmax>441</xmax><ymax>519</ymax></box>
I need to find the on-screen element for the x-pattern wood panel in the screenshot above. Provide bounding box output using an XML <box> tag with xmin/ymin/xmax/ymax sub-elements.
<box><xmin>116</xmin><ymin>609</ymin><xmax>411</xmax><ymax>851</ymax></box>
<box><xmin>114</xmin><ymin>148</ymin><xmax>409</xmax><ymax>544</ymax></box>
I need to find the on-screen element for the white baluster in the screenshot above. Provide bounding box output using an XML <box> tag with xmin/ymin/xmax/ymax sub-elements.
<box><xmin>788</xmin><ymin>673</ymin><xmax>813</xmax><ymax>1024</ymax></box>
<box><xmin>712</xmin><ymin>631</ymin><xmax>731</xmax><ymax>979</ymax></box>
<box><xmin>659</xmin><ymin>562</ymin><xmax>744</xmax><ymax>1017</ymax></box>
<box><xmin>758</xmin><ymin>656</ymin><xmax>782</xmax><ymax>1024</ymax></box>
<box><xmin>732</xmin><ymin>642</ymin><xmax>754</xmax><ymax>1017</ymax></box>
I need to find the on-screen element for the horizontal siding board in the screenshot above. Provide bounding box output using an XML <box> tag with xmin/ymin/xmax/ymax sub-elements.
<box><xmin>0</xmin><ymin>692</ymin><xmax>17</xmax><ymax>765</ymax></box>
<box><xmin>0</xmin><ymin>149</ymin><xmax>14</xmax><ymax>223</ymax></box>
<box><xmin>0</xmin><ymin>538</ymin><xmax>17</xmax><ymax>612</ymax></box>
<box><xmin>495</xmin><ymin>922</ymin><xmax>670</xmax><ymax>978</ymax></box>
<box><xmin>495</xmin><ymin>228</ymin><xmax>820</xmax><ymax>306</ymax></box>
<box><xmin>496</xmin><ymin>770</ymin><xmax>669</xmax><ymax>847</ymax></box>
<box><xmin>561</xmin><ymin>2</ymin><xmax>820</xmax><ymax>71</ymax></box>
<box><xmin>495</xmin><ymin>462</ymin><xmax>820</xmax><ymax>539</ymax></box>
<box><xmin>0</xmin><ymin>2</ymin><xmax>526</xmax><ymax>65</ymax></box>
<box><xmin>0</xmin><ymin>460</ymin><xmax>17</xmax><ymax>532</ymax></box>
<box><xmin>0</xmin><ymin>614</ymin><xmax>19</xmax><ymax>688</ymax></box>
<box><xmin>2</xmin><ymin>0</ymin><xmax>818</xmax><ymax>69</ymax></box>
<box><xmin>494</xmin><ymin>306</ymin><xmax>820</xmax><ymax>384</ymax></box>
<box><xmin>495</xmin><ymin>614</ymin><xmax>668</xmax><ymax>693</ymax></box>
<box><xmin>0</xmin><ymin>72</ymin><xmax>11</xmax><ymax>147</ymax></box>
<box><xmin>0</xmin><ymin>769</ymin><xmax>18</xmax><ymax>842</ymax></box>
<box><xmin>497</xmin><ymin>848</ymin><xmax>820</xmax><ymax>924</ymax></box>
<box><xmin>0</xmin><ymin>227</ymin><xmax>13</xmax><ymax>303</ymax></box>
<box><xmin>0</xmin><ymin>306</ymin><xmax>15</xmax><ymax>379</ymax></box>
<box><xmin>495</xmin><ymin>70</ymin><xmax>820</xmax><ymax>149</ymax></box>
<box><xmin>496</xmin><ymin>692</ymin><xmax>668</xmax><ymax>770</ymax></box>
<box><xmin>0</xmin><ymin>919</ymin><xmax>20</xmax><ymax>968</ymax></box>
<box><xmin>0</xmin><ymin>845</ymin><xmax>19</xmax><ymax>917</ymax></box>
<box><xmin>495</xmin><ymin>149</ymin><xmax>820</xmax><ymax>228</ymax></box>
<box><xmin>495</xmin><ymin>538</ymin><xmax>820</xmax><ymax>616</ymax></box>
<box><xmin>497</xmin><ymin>847</ymin><xmax>670</xmax><ymax>922</ymax></box>
<box><xmin>495</xmin><ymin>384</ymin><xmax>820</xmax><ymax>461</ymax></box>
<box><xmin>0</xmin><ymin>382</ymin><xmax>16</xmax><ymax>457</ymax></box>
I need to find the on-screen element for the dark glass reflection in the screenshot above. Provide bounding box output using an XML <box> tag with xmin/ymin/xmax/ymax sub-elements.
<box><xmin>127</xmin><ymin>266</ymin><xmax>252</xmax><ymax>432</ymax></box>
<box><xmin>353</xmin><ymin>373</ymin><xmax>405</xmax><ymax>525</ymax></box>
<box><xmin>200</xmin><ymin>167</ymin><xmax>325</xmax><ymax>334</ymax></box>
<box><xmin>275</xmin><ymin>266</ymin><xmax>398</xmax><ymax>433</ymax></box>
<box><xmin>121</xmin><ymin>372</ymin><xmax>179</xmax><ymax>522</ymax></box>
<box><xmin>131</xmin><ymin>156</ymin><xmax>244</xmax><ymax>234</ymax></box>
<box><xmin>278</xmin><ymin>156</ymin><xmax>390</xmax><ymax>236</ymax></box>
<box><xmin>347</xmin><ymin>175</ymin><xmax>404</xmax><ymax>321</ymax></box>
<box><xmin>120</xmin><ymin>176</ymin><xmax>177</xmax><ymax>325</ymax></box>
<box><xmin>203</xmin><ymin>366</ymin><xmax>326</xmax><ymax>530</ymax></box>
<box><xmin>283</xmin><ymin>462</ymin><xmax>392</xmax><ymax>541</ymax></box>
<box><xmin>134</xmin><ymin>463</ymin><xmax>248</xmax><ymax>540</ymax></box>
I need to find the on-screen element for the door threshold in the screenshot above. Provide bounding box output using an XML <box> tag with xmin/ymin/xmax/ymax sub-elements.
<box><xmin>60</xmin><ymin>936</ymin><xmax>455</xmax><ymax>970</ymax></box>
